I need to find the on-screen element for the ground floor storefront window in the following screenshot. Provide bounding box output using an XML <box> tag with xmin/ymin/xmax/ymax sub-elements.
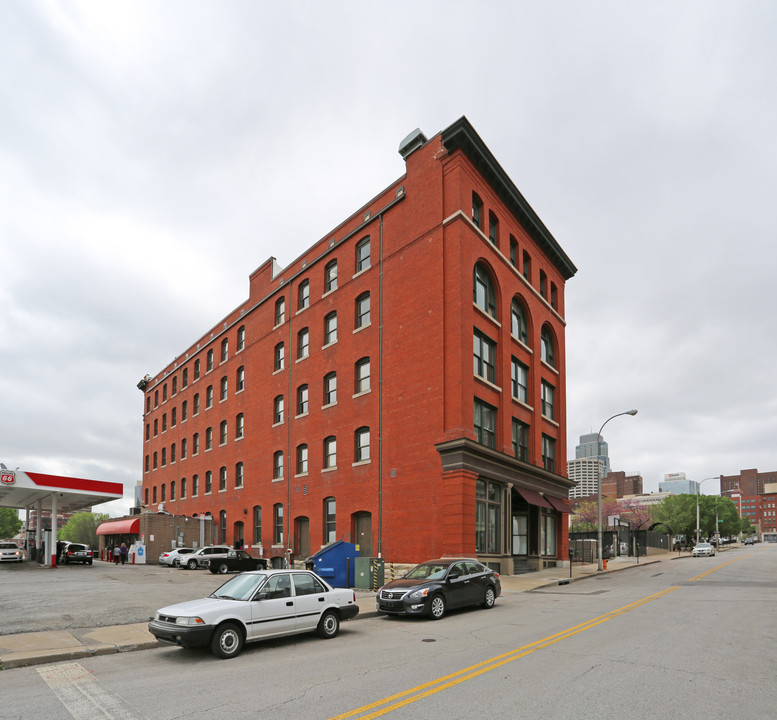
<box><xmin>541</xmin><ymin>511</ymin><xmax>556</xmax><ymax>556</ymax></box>
<box><xmin>476</xmin><ymin>479</ymin><xmax>502</xmax><ymax>554</ymax></box>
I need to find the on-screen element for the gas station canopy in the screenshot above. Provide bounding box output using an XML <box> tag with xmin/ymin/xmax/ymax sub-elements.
<box><xmin>0</xmin><ymin>465</ymin><xmax>124</xmax><ymax>514</ymax></box>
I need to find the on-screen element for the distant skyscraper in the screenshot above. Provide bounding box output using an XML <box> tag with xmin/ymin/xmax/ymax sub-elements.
<box><xmin>567</xmin><ymin>457</ymin><xmax>603</xmax><ymax>499</ymax></box>
<box><xmin>576</xmin><ymin>432</ymin><xmax>610</xmax><ymax>477</ymax></box>
<box><xmin>659</xmin><ymin>473</ymin><xmax>699</xmax><ymax>495</ymax></box>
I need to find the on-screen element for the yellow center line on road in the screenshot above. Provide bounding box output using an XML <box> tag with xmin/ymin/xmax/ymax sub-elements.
<box><xmin>689</xmin><ymin>552</ymin><xmax>750</xmax><ymax>582</ymax></box>
<box><xmin>329</xmin><ymin>586</ymin><xmax>681</xmax><ymax>720</ymax></box>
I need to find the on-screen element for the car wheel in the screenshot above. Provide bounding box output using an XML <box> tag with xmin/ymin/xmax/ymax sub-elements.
<box><xmin>187</xmin><ymin>559</ymin><xmax>198</xmax><ymax>570</ymax></box>
<box><xmin>210</xmin><ymin>622</ymin><xmax>244</xmax><ymax>659</ymax></box>
<box><xmin>87</xmin><ymin>560</ymin><xmax>93</xmax><ymax>565</ymax></box>
<box><xmin>428</xmin><ymin>594</ymin><xmax>446</xmax><ymax>620</ymax></box>
<box><xmin>256</xmin><ymin>562</ymin><xmax>264</xmax><ymax>570</ymax></box>
<box><xmin>217</xmin><ymin>562</ymin><xmax>230</xmax><ymax>574</ymax></box>
<box><xmin>317</xmin><ymin>610</ymin><xmax>340</xmax><ymax>639</ymax></box>
<box><xmin>481</xmin><ymin>585</ymin><xmax>496</xmax><ymax>609</ymax></box>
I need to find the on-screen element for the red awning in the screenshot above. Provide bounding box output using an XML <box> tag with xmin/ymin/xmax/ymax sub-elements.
<box><xmin>515</xmin><ymin>487</ymin><xmax>553</xmax><ymax>509</ymax></box>
<box><xmin>546</xmin><ymin>496</ymin><xmax>571</xmax><ymax>513</ymax></box>
<box><xmin>96</xmin><ymin>517</ymin><xmax>140</xmax><ymax>535</ymax></box>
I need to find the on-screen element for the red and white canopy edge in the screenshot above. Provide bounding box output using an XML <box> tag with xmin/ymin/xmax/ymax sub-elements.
<box><xmin>0</xmin><ymin>462</ymin><xmax>124</xmax><ymax>566</ymax></box>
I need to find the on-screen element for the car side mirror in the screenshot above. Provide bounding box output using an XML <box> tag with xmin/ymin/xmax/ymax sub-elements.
<box><xmin>254</xmin><ymin>591</ymin><xmax>269</xmax><ymax>601</ymax></box>
<box><xmin>447</xmin><ymin>572</ymin><xmax>460</xmax><ymax>580</ymax></box>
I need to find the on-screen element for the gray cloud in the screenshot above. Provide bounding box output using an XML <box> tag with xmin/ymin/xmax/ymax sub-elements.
<box><xmin>2</xmin><ymin>1</ymin><xmax>775</xmax><ymax>512</ymax></box>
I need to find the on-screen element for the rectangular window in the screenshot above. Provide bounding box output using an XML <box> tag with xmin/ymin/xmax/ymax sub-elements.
<box><xmin>476</xmin><ymin>479</ymin><xmax>501</xmax><ymax>554</ymax></box>
<box><xmin>511</xmin><ymin>358</ymin><xmax>528</xmax><ymax>402</ymax></box>
<box><xmin>474</xmin><ymin>398</ymin><xmax>497</xmax><ymax>449</ymax></box>
<box><xmin>541</xmin><ymin>381</ymin><xmax>555</xmax><ymax>420</ymax></box>
<box><xmin>512</xmin><ymin>419</ymin><xmax>529</xmax><ymax>462</ymax></box>
<box><xmin>542</xmin><ymin>434</ymin><xmax>556</xmax><ymax>472</ymax></box>
<box><xmin>473</xmin><ymin>331</ymin><xmax>496</xmax><ymax>383</ymax></box>
<box><xmin>472</xmin><ymin>192</ymin><xmax>483</xmax><ymax>229</ymax></box>
<box><xmin>488</xmin><ymin>211</ymin><xmax>498</xmax><ymax>245</ymax></box>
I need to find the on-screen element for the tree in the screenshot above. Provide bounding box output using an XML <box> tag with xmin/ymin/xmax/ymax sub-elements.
<box><xmin>59</xmin><ymin>512</ymin><xmax>109</xmax><ymax>548</ymax></box>
<box><xmin>0</xmin><ymin>508</ymin><xmax>22</xmax><ymax>539</ymax></box>
<box><xmin>651</xmin><ymin>494</ymin><xmax>741</xmax><ymax>540</ymax></box>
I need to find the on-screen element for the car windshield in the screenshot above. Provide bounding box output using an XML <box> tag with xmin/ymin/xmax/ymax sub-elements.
<box><xmin>405</xmin><ymin>563</ymin><xmax>448</xmax><ymax>580</ymax></box>
<box><xmin>0</xmin><ymin>543</ymin><xmax>17</xmax><ymax>549</ymax></box>
<box><xmin>211</xmin><ymin>573</ymin><xmax>267</xmax><ymax>601</ymax></box>
<box><xmin>696</xmin><ymin>543</ymin><xmax>710</xmax><ymax>548</ymax></box>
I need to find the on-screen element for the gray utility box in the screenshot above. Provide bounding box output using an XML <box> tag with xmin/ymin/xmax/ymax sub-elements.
<box><xmin>354</xmin><ymin>557</ymin><xmax>385</xmax><ymax>590</ymax></box>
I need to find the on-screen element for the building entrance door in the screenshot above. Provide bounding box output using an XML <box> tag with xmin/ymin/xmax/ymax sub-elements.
<box><xmin>353</xmin><ymin>512</ymin><xmax>372</xmax><ymax>557</ymax></box>
<box><xmin>294</xmin><ymin>517</ymin><xmax>310</xmax><ymax>559</ymax></box>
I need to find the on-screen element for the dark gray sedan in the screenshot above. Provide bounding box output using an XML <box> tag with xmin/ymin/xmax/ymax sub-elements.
<box><xmin>376</xmin><ymin>558</ymin><xmax>500</xmax><ymax>620</ymax></box>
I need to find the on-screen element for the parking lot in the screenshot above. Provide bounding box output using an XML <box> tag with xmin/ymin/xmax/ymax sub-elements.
<box><xmin>0</xmin><ymin>559</ymin><xmax>229</xmax><ymax>635</ymax></box>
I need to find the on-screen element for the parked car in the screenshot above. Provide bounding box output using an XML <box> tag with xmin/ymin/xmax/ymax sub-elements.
<box><xmin>159</xmin><ymin>547</ymin><xmax>194</xmax><ymax>567</ymax></box>
<box><xmin>376</xmin><ymin>558</ymin><xmax>501</xmax><ymax>620</ymax></box>
<box><xmin>180</xmin><ymin>545</ymin><xmax>232</xmax><ymax>570</ymax></box>
<box><xmin>692</xmin><ymin>542</ymin><xmax>715</xmax><ymax>557</ymax></box>
<box><xmin>207</xmin><ymin>550</ymin><xmax>267</xmax><ymax>574</ymax></box>
<box><xmin>148</xmin><ymin>569</ymin><xmax>359</xmax><ymax>658</ymax></box>
<box><xmin>0</xmin><ymin>542</ymin><xmax>23</xmax><ymax>562</ymax></box>
<box><xmin>60</xmin><ymin>543</ymin><xmax>94</xmax><ymax>565</ymax></box>
<box><xmin>744</xmin><ymin>537</ymin><xmax>755</xmax><ymax>545</ymax></box>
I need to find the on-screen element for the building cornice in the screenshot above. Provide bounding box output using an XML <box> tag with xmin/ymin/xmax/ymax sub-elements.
<box><xmin>435</xmin><ymin>436</ymin><xmax>575</xmax><ymax>499</ymax></box>
<box><xmin>441</xmin><ymin>116</ymin><xmax>577</xmax><ymax>281</ymax></box>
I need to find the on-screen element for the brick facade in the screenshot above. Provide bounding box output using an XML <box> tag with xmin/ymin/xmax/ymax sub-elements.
<box><xmin>139</xmin><ymin>118</ymin><xmax>577</xmax><ymax>574</ymax></box>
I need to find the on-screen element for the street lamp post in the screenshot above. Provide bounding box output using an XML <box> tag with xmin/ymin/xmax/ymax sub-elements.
<box><xmin>696</xmin><ymin>476</ymin><xmax>720</xmax><ymax>544</ymax></box>
<box><xmin>597</xmin><ymin>409</ymin><xmax>638</xmax><ymax>571</ymax></box>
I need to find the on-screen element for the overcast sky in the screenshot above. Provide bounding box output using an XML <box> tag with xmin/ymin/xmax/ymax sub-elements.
<box><xmin>2</xmin><ymin>1</ymin><xmax>775</xmax><ymax>516</ymax></box>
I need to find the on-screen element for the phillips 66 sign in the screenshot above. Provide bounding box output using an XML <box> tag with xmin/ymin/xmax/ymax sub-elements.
<box><xmin>1</xmin><ymin>471</ymin><xmax>16</xmax><ymax>486</ymax></box>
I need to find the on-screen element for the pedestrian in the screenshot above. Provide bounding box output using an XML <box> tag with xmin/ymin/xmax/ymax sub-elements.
<box><xmin>113</xmin><ymin>544</ymin><xmax>121</xmax><ymax>565</ymax></box>
<box><xmin>120</xmin><ymin>542</ymin><xmax>128</xmax><ymax>565</ymax></box>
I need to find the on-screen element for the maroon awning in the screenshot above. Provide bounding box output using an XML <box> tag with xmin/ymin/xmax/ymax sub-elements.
<box><xmin>96</xmin><ymin>517</ymin><xmax>140</xmax><ymax>535</ymax></box>
<box><xmin>515</xmin><ymin>487</ymin><xmax>553</xmax><ymax>509</ymax></box>
<box><xmin>546</xmin><ymin>496</ymin><xmax>571</xmax><ymax>513</ymax></box>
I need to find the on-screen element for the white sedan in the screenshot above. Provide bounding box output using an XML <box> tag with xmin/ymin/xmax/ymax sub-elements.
<box><xmin>0</xmin><ymin>542</ymin><xmax>23</xmax><ymax>562</ymax></box>
<box><xmin>148</xmin><ymin>569</ymin><xmax>359</xmax><ymax>659</ymax></box>
<box><xmin>692</xmin><ymin>542</ymin><xmax>716</xmax><ymax>557</ymax></box>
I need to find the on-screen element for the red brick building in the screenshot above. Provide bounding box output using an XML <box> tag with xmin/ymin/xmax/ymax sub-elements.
<box><xmin>721</xmin><ymin>468</ymin><xmax>777</xmax><ymax>539</ymax></box>
<box><xmin>138</xmin><ymin>117</ymin><xmax>577</xmax><ymax>574</ymax></box>
<box><xmin>601</xmin><ymin>471</ymin><xmax>644</xmax><ymax>499</ymax></box>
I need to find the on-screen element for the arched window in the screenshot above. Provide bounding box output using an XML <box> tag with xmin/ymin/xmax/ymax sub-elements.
<box><xmin>355</xmin><ymin>427</ymin><xmax>370</xmax><ymax>462</ymax></box>
<box><xmin>296</xmin><ymin>444</ymin><xmax>308</xmax><ymax>475</ymax></box>
<box><xmin>323</xmin><ymin>436</ymin><xmax>337</xmax><ymax>469</ymax></box>
<box><xmin>273</xmin><ymin>451</ymin><xmax>284</xmax><ymax>479</ymax></box>
<box><xmin>355</xmin><ymin>357</ymin><xmax>370</xmax><ymax>394</ymax></box>
<box><xmin>220</xmin><ymin>510</ymin><xmax>227</xmax><ymax>545</ymax></box>
<box><xmin>275</xmin><ymin>296</ymin><xmax>286</xmax><ymax>326</ymax></box>
<box><xmin>541</xmin><ymin>325</ymin><xmax>556</xmax><ymax>368</ymax></box>
<box><xmin>355</xmin><ymin>292</ymin><xmax>370</xmax><ymax>329</ymax></box>
<box><xmin>356</xmin><ymin>236</ymin><xmax>371</xmax><ymax>273</ymax></box>
<box><xmin>274</xmin><ymin>395</ymin><xmax>284</xmax><ymax>424</ymax></box>
<box><xmin>273</xmin><ymin>503</ymin><xmax>284</xmax><ymax>543</ymax></box>
<box><xmin>511</xmin><ymin>299</ymin><xmax>529</xmax><ymax>345</ymax></box>
<box><xmin>274</xmin><ymin>342</ymin><xmax>285</xmax><ymax>371</ymax></box>
<box><xmin>236</xmin><ymin>366</ymin><xmax>245</xmax><ymax>392</ymax></box>
<box><xmin>235</xmin><ymin>462</ymin><xmax>244</xmax><ymax>488</ymax></box>
<box><xmin>237</xmin><ymin>325</ymin><xmax>246</xmax><ymax>351</ymax></box>
<box><xmin>221</xmin><ymin>338</ymin><xmax>229</xmax><ymax>363</ymax></box>
<box><xmin>220</xmin><ymin>466</ymin><xmax>227</xmax><ymax>491</ymax></box>
<box><xmin>323</xmin><ymin>497</ymin><xmax>336</xmax><ymax>544</ymax></box>
<box><xmin>219</xmin><ymin>420</ymin><xmax>227</xmax><ymax>445</ymax></box>
<box><xmin>235</xmin><ymin>413</ymin><xmax>244</xmax><ymax>439</ymax></box>
<box><xmin>473</xmin><ymin>262</ymin><xmax>497</xmax><ymax>319</ymax></box>
<box><xmin>253</xmin><ymin>506</ymin><xmax>262</xmax><ymax>544</ymax></box>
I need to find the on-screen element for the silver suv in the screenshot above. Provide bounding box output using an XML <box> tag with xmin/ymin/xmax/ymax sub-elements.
<box><xmin>180</xmin><ymin>545</ymin><xmax>232</xmax><ymax>570</ymax></box>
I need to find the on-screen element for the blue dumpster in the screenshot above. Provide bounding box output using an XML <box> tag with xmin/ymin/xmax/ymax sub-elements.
<box><xmin>306</xmin><ymin>541</ymin><xmax>359</xmax><ymax>588</ymax></box>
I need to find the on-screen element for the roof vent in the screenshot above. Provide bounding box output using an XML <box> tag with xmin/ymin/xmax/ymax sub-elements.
<box><xmin>398</xmin><ymin>128</ymin><xmax>427</xmax><ymax>159</ymax></box>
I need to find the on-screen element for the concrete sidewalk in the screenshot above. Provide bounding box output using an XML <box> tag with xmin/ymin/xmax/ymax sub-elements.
<box><xmin>0</xmin><ymin>554</ymin><xmax>666</xmax><ymax>670</ymax></box>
